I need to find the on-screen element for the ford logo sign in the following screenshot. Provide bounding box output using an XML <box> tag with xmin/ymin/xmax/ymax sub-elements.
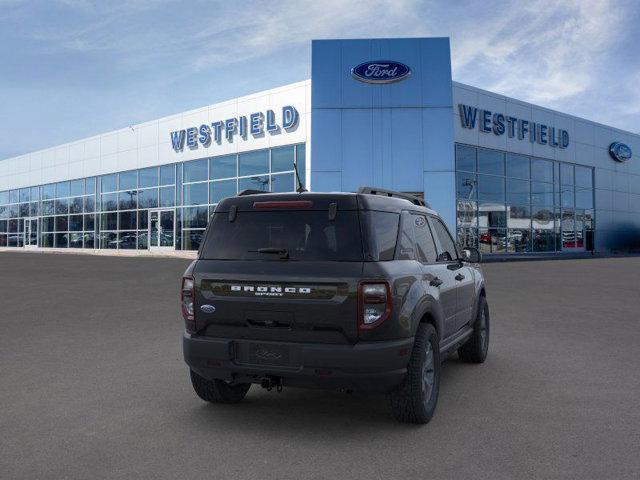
<box><xmin>200</xmin><ymin>304</ymin><xmax>216</xmax><ymax>314</ymax></box>
<box><xmin>609</xmin><ymin>142</ymin><xmax>632</xmax><ymax>162</ymax></box>
<box><xmin>351</xmin><ymin>60</ymin><xmax>411</xmax><ymax>84</ymax></box>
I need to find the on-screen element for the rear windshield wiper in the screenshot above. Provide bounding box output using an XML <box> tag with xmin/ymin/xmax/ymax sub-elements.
<box><xmin>249</xmin><ymin>247</ymin><xmax>290</xmax><ymax>259</ymax></box>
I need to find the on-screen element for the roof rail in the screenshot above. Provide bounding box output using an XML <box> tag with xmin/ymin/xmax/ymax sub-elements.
<box><xmin>357</xmin><ymin>186</ymin><xmax>429</xmax><ymax>208</ymax></box>
<box><xmin>237</xmin><ymin>189</ymin><xmax>268</xmax><ymax>196</ymax></box>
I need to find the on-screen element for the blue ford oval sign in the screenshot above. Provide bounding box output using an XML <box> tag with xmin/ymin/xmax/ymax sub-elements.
<box><xmin>609</xmin><ymin>142</ymin><xmax>632</xmax><ymax>162</ymax></box>
<box><xmin>351</xmin><ymin>61</ymin><xmax>411</xmax><ymax>84</ymax></box>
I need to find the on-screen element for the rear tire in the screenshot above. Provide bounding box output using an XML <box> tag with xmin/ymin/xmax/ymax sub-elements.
<box><xmin>388</xmin><ymin>323</ymin><xmax>441</xmax><ymax>424</ymax></box>
<box><xmin>458</xmin><ymin>295</ymin><xmax>490</xmax><ymax>363</ymax></box>
<box><xmin>189</xmin><ymin>370</ymin><xmax>251</xmax><ymax>404</ymax></box>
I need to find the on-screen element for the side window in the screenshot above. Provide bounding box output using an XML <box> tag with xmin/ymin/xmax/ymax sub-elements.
<box><xmin>397</xmin><ymin>212</ymin><xmax>416</xmax><ymax>260</ymax></box>
<box><xmin>412</xmin><ymin>214</ymin><xmax>437</xmax><ymax>263</ymax></box>
<box><xmin>430</xmin><ymin>217</ymin><xmax>458</xmax><ymax>262</ymax></box>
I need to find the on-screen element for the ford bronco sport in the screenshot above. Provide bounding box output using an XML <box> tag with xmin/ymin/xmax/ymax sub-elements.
<box><xmin>181</xmin><ymin>187</ymin><xmax>489</xmax><ymax>424</ymax></box>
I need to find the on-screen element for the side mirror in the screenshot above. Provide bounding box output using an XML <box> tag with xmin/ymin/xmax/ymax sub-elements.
<box><xmin>462</xmin><ymin>247</ymin><xmax>482</xmax><ymax>263</ymax></box>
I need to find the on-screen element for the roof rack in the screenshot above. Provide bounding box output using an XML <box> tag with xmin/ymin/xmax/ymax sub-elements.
<box><xmin>237</xmin><ymin>189</ymin><xmax>268</xmax><ymax>196</ymax></box>
<box><xmin>357</xmin><ymin>187</ymin><xmax>429</xmax><ymax>208</ymax></box>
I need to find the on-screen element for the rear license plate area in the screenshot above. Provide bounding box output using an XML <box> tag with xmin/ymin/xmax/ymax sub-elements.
<box><xmin>238</xmin><ymin>343</ymin><xmax>291</xmax><ymax>367</ymax></box>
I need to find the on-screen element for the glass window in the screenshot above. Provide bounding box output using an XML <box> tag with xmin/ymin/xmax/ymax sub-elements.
<box><xmin>506</xmin><ymin>154</ymin><xmax>529</xmax><ymax>179</ymax></box>
<box><xmin>270</xmin><ymin>173</ymin><xmax>294</xmax><ymax>193</ymax></box>
<box><xmin>119</xmin><ymin>231</ymin><xmax>137</xmax><ymax>250</ymax></box>
<box><xmin>159</xmin><ymin>187</ymin><xmax>175</xmax><ymax>207</ymax></box>
<box><xmin>477</xmin><ymin>174</ymin><xmax>505</xmax><ymax>203</ymax></box>
<box><xmin>84</xmin><ymin>214</ymin><xmax>95</xmax><ymax>231</ymax></box>
<box><xmin>533</xmin><ymin>229</ymin><xmax>555</xmax><ymax>252</ymax></box>
<box><xmin>183</xmin><ymin>230</ymin><xmax>205</xmax><ymax>251</ymax></box>
<box><xmin>576</xmin><ymin>187</ymin><xmax>593</xmax><ymax>209</ymax></box>
<box><xmin>397</xmin><ymin>214</ymin><xmax>416</xmax><ymax>261</ymax></box>
<box><xmin>55</xmin><ymin>233</ymin><xmax>68</xmax><ymax>248</ymax></box>
<box><xmin>42</xmin><ymin>217</ymin><xmax>55</xmax><ymax>232</ymax></box>
<box><xmin>40</xmin><ymin>232</ymin><xmax>54</xmax><ymax>247</ymax></box>
<box><xmin>430</xmin><ymin>217</ymin><xmax>458</xmax><ymax>261</ymax></box>
<box><xmin>70</xmin><ymin>179</ymin><xmax>84</xmax><ymax>196</ymax></box>
<box><xmin>0</xmin><ymin>191</ymin><xmax>9</xmax><ymax>204</ymax></box>
<box><xmin>83</xmin><ymin>232</ymin><xmax>95</xmax><ymax>249</ymax></box>
<box><xmin>69</xmin><ymin>215</ymin><xmax>83</xmax><ymax>231</ymax></box>
<box><xmin>561</xmin><ymin>209</ymin><xmax>576</xmax><ymax>249</ymax></box>
<box><xmin>183</xmin><ymin>206</ymin><xmax>209</xmax><ymax>229</ymax></box>
<box><xmin>239</xmin><ymin>175</ymin><xmax>269</xmax><ymax>192</ymax></box>
<box><xmin>478</xmin><ymin>202</ymin><xmax>506</xmax><ymax>229</ymax></box>
<box><xmin>138</xmin><ymin>210</ymin><xmax>149</xmax><ymax>230</ymax></box>
<box><xmin>85</xmin><ymin>177</ymin><xmax>96</xmax><ymax>194</ymax></box>
<box><xmin>55</xmin><ymin>182</ymin><xmax>70</xmax><ymax>198</ymax></box>
<box><xmin>70</xmin><ymin>197</ymin><xmax>83</xmax><ymax>214</ymax></box>
<box><xmin>19</xmin><ymin>203</ymin><xmax>29</xmax><ymax>217</ymax></box>
<box><xmin>456</xmin><ymin>144</ymin><xmax>476</xmax><ymax>172</ymax></box>
<box><xmin>19</xmin><ymin>188</ymin><xmax>30</xmax><ymax>203</ymax></box>
<box><xmin>84</xmin><ymin>196</ymin><xmax>95</xmax><ymax>213</ymax></box>
<box><xmin>100</xmin><ymin>232</ymin><xmax>117</xmax><ymax>249</ymax></box>
<box><xmin>507</xmin><ymin>206</ymin><xmax>531</xmax><ymax>229</ymax></box>
<box><xmin>506</xmin><ymin>178</ymin><xmax>530</xmax><ymax>205</ymax></box>
<box><xmin>101</xmin><ymin>174</ymin><xmax>117</xmax><ymax>193</ymax></box>
<box><xmin>137</xmin><ymin>231</ymin><xmax>148</xmax><ymax>249</ymax></box>
<box><xmin>160</xmin><ymin>165</ymin><xmax>175</xmax><ymax>186</ymax></box>
<box><xmin>55</xmin><ymin>198</ymin><xmax>69</xmax><ymax>215</ymax></box>
<box><xmin>139</xmin><ymin>167</ymin><xmax>158</xmax><ymax>188</ymax></box>
<box><xmin>183</xmin><ymin>183</ymin><xmax>208</xmax><ymax>205</ymax></box>
<box><xmin>101</xmin><ymin>193</ymin><xmax>118</xmax><ymax>211</ymax></box>
<box><xmin>183</xmin><ymin>159</ymin><xmax>208</xmax><ymax>183</ymax></box>
<box><xmin>119</xmin><ymin>171</ymin><xmax>137</xmax><ymax>190</ymax></box>
<box><xmin>271</xmin><ymin>146</ymin><xmax>295</xmax><ymax>173</ymax></box>
<box><xmin>532</xmin><ymin>207</ymin><xmax>554</xmax><ymax>230</ymax></box>
<box><xmin>119</xmin><ymin>211</ymin><xmax>137</xmax><ymax>230</ymax></box>
<box><xmin>138</xmin><ymin>189</ymin><xmax>158</xmax><ymax>209</ymax></box>
<box><xmin>531</xmin><ymin>158</ymin><xmax>554</xmax><ymax>183</ymax></box>
<box><xmin>41</xmin><ymin>184</ymin><xmax>55</xmax><ymax>200</ymax></box>
<box><xmin>361</xmin><ymin>211</ymin><xmax>399</xmax><ymax>261</ymax></box>
<box><xmin>560</xmin><ymin>163</ymin><xmax>574</xmax><ymax>185</ymax></box>
<box><xmin>456</xmin><ymin>172</ymin><xmax>477</xmax><ymax>200</ymax></box>
<box><xmin>100</xmin><ymin>212</ymin><xmax>118</xmax><ymax>231</ymax></box>
<box><xmin>296</xmin><ymin>144</ymin><xmax>306</xmax><ymax>187</ymax></box>
<box><xmin>30</xmin><ymin>187</ymin><xmax>39</xmax><ymax>202</ymax></box>
<box><xmin>210</xmin><ymin>180</ymin><xmax>237</xmax><ymax>204</ymax></box>
<box><xmin>507</xmin><ymin>229</ymin><xmax>531</xmax><ymax>253</ymax></box>
<box><xmin>9</xmin><ymin>190</ymin><xmax>19</xmax><ymax>203</ymax></box>
<box><xmin>69</xmin><ymin>232</ymin><xmax>83</xmax><ymax>248</ymax></box>
<box><xmin>413</xmin><ymin>215</ymin><xmax>437</xmax><ymax>263</ymax></box>
<box><xmin>201</xmin><ymin>211</ymin><xmax>364</xmax><ymax>261</ymax></box>
<box><xmin>561</xmin><ymin>185</ymin><xmax>574</xmax><ymax>207</ymax></box>
<box><xmin>55</xmin><ymin>215</ymin><xmax>68</xmax><ymax>231</ymax></box>
<box><xmin>239</xmin><ymin>150</ymin><xmax>269</xmax><ymax>176</ymax></box>
<box><xmin>210</xmin><ymin>155</ymin><xmax>237</xmax><ymax>180</ymax></box>
<box><xmin>531</xmin><ymin>182</ymin><xmax>554</xmax><ymax>206</ymax></box>
<box><xmin>478</xmin><ymin>148</ymin><xmax>504</xmax><ymax>176</ymax></box>
<box><xmin>119</xmin><ymin>190</ymin><xmax>137</xmax><ymax>210</ymax></box>
<box><xmin>575</xmin><ymin>166</ymin><xmax>593</xmax><ymax>188</ymax></box>
<box><xmin>473</xmin><ymin>226</ymin><xmax>496</xmax><ymax>249</ymax></box>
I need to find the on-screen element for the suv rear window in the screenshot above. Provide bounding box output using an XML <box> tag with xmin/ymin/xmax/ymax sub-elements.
<box><xmin>201</xmin><ymin>211</ymin><xmax>364</xmax><ymax>261</ymax></box>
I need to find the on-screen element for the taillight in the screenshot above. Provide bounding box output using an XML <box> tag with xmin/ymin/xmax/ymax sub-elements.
<box><xmin>181</xmin><ymin>276</ymin><xmax>195</xmax><ymax>322</ymax></box>
<box><xmin>358</xmin><ymin>281</ymin><xmax>392</xmax><ymax>330</ymax></box>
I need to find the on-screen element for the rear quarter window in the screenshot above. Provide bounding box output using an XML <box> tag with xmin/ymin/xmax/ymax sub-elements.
<box><xmin>361</xmin><ymin>211</ymin><xmax>399</xmax><ymax>261</ymax></box>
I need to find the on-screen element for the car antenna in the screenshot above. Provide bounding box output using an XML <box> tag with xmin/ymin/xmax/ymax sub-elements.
<box><xmin>293</xmin><ymin>160</ymin><xmax>307</xmax><ymax>193</ymax></box>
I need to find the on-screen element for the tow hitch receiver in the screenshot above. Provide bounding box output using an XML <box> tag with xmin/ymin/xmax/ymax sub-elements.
<box><xmin>260</xmin><ymin>376</ymin><xmax>283</xmax><ymax>392</ymax></box>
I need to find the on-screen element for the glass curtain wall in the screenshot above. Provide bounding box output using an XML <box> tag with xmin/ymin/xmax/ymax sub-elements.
<box><xmin>0</xmin><ymin>143</ymin><xmax>305</xmax><ymax>251</ymax></box>
<box><xmin>455</xmin><ymin>144</ymin><xmax>595</xmax><ymax>254</ymax></box>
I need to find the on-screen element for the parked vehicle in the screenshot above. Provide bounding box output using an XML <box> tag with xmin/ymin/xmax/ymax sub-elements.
<box><xmin>181</xmin><ymin>187</ymin><xmax>489</xmax><ymax>423</ymax></box>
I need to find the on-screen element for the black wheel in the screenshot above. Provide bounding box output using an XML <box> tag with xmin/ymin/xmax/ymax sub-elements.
<box><xmin>189</xmin><ymin>370</ymin><xmax>251</xmax><ymax>404</ymax></box>
<box><xmin>458</xmin><ymin>295</ymin><xmax>490</xmax><ymax>363</ymax></box>
<box><xmin>388</xmin><ymin>323</ymin><xmax>441</xmax><ymax>424</ymax></box>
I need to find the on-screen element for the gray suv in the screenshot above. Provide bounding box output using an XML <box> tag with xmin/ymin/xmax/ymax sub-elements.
<box><xmin>181</xmin><ymin>187</ymin><xmax>489</xmax><ymax>424</ymax></box>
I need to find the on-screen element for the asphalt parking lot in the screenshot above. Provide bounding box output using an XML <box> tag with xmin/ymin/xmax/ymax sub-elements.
<box><xmin>1</xmin><ymin>252</ymin><xmax>639</xmax><ymax>479</ymax></box>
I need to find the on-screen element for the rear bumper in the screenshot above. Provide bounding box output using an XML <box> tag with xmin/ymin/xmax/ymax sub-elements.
<box><xmin>183</xmin><ymin>333</ymin><xmax>414</xmax><ymax>393</ymax></box>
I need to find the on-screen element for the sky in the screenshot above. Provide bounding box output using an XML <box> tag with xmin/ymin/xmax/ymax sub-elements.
<box><xmin>0</xmin><ymin>0</ymin><xmax>638</xmax><ymax>160</ymax></box>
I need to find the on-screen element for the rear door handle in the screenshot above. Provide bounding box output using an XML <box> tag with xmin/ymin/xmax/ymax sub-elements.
<box><xmin>455</xmin><ymin>273</ymin><xmax>465</xmax><ymax>281</ymax></box>
<box><xmin>429</xmin><ymin>277</ymin><xmax>443</xmax><ymax>287</ymax></box>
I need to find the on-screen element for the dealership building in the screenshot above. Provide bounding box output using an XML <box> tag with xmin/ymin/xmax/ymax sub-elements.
<box><xmin>1</xmin><ymin>37</ymin><xmax>639</xmax><ymax>256</ymax></box>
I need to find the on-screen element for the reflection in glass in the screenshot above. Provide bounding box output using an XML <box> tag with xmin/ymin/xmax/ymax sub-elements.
<box><xmin>69</xmin><ymin>232</ymin><xmax>83</xmax><ymax>248</ymax></box>
<box><xmin>507</xmin><ymin>206</ymin><xmax>531</xmax><ymax>229</ymax></box>
<box><xmin>506</xmin><ymin>154</ymin><xmax>529</xmax><ymax>179</ymax></box>
<box><xmin>160</xmin><ymin>164</ymin><xmax>175</xmax><ymax>186</ymax></box>
<box><xmin>271</xmin><ymin>146</ymin><xmax>295</xmax><ymax>173</ymax></box>
<box><xmin>139</xmin><ymin>167</ymin><xmax>158</xmax><ymax>188</ymax></box>
<box><xmin>239</xmin><ymin>175</ymin><xmax>269</xmax><ymax>192</ymax></box>
<box><xmin>183</xmin><ymin>159</ymin><xmax>208</xmax><ymax>183</ymax></box>
<box><xmin>239</xmin><ymin>150</ymin><xmax>269</xmax><ymax>176</ymax></box>
<box><xmin>119</xmin><ymin>190</ymin><xmax>137</xmax><ymax>210</ymax></box>
<box><xmin>183</xmin><ymin>230</ymin><xmax>205</xmax><ymax>250</ymax></box>
<box><xmin>531</xmin><ymin>182</ymin><xmax>554</xmax><ymax>206</ymax></box>
<box><xmin>456</xmin><ymin>172</ymin><xmax>476</xmax><ymax>200</ymax></box>
<box><xmin>210</xmin><ymin>180</ymin><xmax>237</xmax><ymax>204</ymax></box>
<box><xmin>561</xmin><ymin>209</ymin><xmax>576</xmax><ymax>249</ymax></box>
<box><xmin>84</xmin><ymin>232</ymin><xmax>95</xmax><ymax>249</ymax></box>
<box><xmin>506</xmin><ymin>178</ymin><xmax>529</xmax><ymax>205</ymax></box>
<box><xmin>478</xmin><ymin>228</ymin><xmax>506</xmax><ymax>253</ymax></box>
<box><xmin>531</xmin><ymin>158</ymin><xmax>553</xmax><ymax>183</ymax></box>
<box><xmin>55</xmin><ymin>216</ymin><xmax>68</xmax><ymax>232</ymax></box>
<box><xmin>456</xmin><ymin>144</ymin><xmax>476</xmax><ymax>172</ymax></box>
<box><xmin>183</xmin><ymin>183</ymin><xmax>208</xmax><ymax>205</ymax></box>
<box><xmin>119</xmin><ymin>231</ymin><xmax>138</xmax><ymax>249</ymax></box>
<box><xmin>478</xmin><ymin>148</ymin><xmax>504</xmax><ymax>175</ymax></box>
<box><xmin>100</xmin><ymin>232</ymin><xmax>117</xmax><ymax>249</ymax></box>
<box><xmin>270</xmin><ymin>173</ymin><xmax>294</xmax><ymax>193</ymax></box>
<box><xmin>479</xmin><ymin>201</ymin><xmax>506</xmax><ymax>229</ymax></box>
<box><xmin>477</xmin><ymin>175</ymin><xmax>505</xmax><ymax>203</ymax></box>
<box><xmin>138</xmin><ymin>189</ymin><xmax>158</xmax><ymax>209</ymax></box>
<box><xmin>55</xmin><ymin>233</ymin><xmax>68</xmax><ymax>248</ymax></box>
<box><xmin>210</xmin><ymin>155</ymin><xmax>237</xmax><ymax>180</ymax></box>
<box><xmin>507</xmin><ymin>229</ymin><xmax>531</xmax><ymax>252</ymax></box>
<box><xmin>119</xmin><ymin>171</ymin><xmax>137</xmax><ymax>190</ymax></box>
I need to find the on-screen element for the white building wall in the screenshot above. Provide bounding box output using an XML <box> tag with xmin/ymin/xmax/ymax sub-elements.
<box><xmin>0</xmin><ymin>80</ymin><xmax>311</xmax><ymax>191</ymax></box>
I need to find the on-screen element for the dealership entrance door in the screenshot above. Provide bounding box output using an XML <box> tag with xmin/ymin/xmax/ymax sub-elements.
<box><xmin>23</xmin><ymin>217</ymin><xmax>38</xmax><ymax>248</ymax></box>
<box><xmin>148</xmin><ymin>209</ymin><xmax>175</xmax><ymax>251</ymax></box>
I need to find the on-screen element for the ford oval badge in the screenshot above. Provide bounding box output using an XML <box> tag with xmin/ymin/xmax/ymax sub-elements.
<box><xmin>351</xmin><ymin>60</ymin><xmax>411</xmax><ymax>84</ymax></box>
<box><xmin>200</xmin><ymin>304</ymin><xmax>216</xmax><ymax>314</ymax></box>
<box><xmin>609</xmin><ymin>142</ymin><xmax>632</xmax><ymax>162</ymax></box>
